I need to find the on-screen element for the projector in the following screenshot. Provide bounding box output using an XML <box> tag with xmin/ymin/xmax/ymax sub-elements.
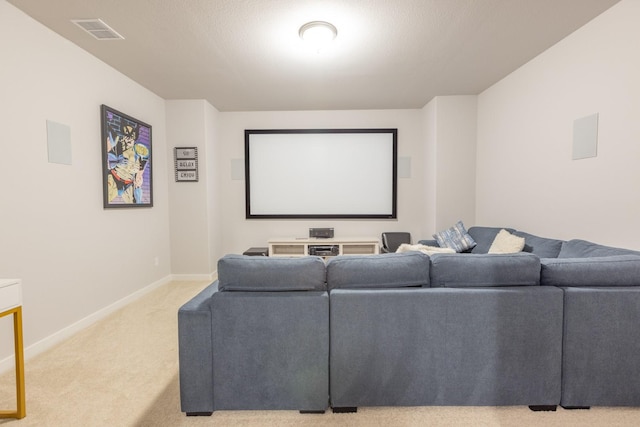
<box><xmin>309</xmin><ymin>228</ymin><xmax>334</xmax><ymax>238</ymax></box>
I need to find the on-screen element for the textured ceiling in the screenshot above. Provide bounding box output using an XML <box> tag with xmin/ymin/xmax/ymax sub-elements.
<box><xmin>8</xmin><ymin>0</ymin><xmax>621</xmax><ymax>111</ymax></box>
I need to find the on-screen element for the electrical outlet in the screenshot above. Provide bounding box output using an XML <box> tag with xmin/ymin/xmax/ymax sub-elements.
<box><xmin>154</xmin><ymin>256</ymin><xmax>159</xmax><ymax>267</ymax></box>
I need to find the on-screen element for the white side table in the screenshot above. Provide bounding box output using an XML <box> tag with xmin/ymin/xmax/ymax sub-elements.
<box><xmin>0</xmin><ymin>279</ymin><xmax>25</xmax><ymax>419</ymax></box>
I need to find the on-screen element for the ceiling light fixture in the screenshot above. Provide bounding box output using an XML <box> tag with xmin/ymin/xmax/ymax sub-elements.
<box><xmin>299</xmin><ymin>21</ymin><xmax>337</xmax><ymax>52</ymax></box>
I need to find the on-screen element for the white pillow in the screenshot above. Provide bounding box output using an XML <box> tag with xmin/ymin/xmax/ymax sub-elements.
<box><xmin>397</xmin><ymin>243</ymin><xmax>455</xmax><ymax>256</ymax></box>
<box><xmin>488</xmin><ymin>229</ymin><xmax>525</xmax><ymax>254</ymax></box>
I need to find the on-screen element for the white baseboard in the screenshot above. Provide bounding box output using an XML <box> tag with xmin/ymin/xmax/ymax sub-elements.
<box><xmin>0</xmin><ymin>275</ymin><xmax>173</xmax><ymax>374</ymax></box>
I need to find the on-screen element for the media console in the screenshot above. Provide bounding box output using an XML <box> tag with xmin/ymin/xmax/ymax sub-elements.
<box><xmin>268</xmin><ymin>237</ymin><xmax>380</xmax><ymax>258</ymax></box>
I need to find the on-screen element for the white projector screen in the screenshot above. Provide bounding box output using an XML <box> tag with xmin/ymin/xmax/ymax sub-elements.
<box><xmin>245</xmin><ymin>129</ymin><xmax>397</xmax><ymax>219</ymax></box>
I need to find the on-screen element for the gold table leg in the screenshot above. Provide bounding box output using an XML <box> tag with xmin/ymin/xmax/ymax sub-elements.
<box><xmin>0</xmin><ymin>306</ymin><xmax>26</xmax><ymax>419</ymax></box>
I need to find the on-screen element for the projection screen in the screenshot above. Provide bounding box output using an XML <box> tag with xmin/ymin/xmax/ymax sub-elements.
<box><xmin>245</xmin><ymin>129</ymin><xmax>397</xmax><ymax>219</ymax></box>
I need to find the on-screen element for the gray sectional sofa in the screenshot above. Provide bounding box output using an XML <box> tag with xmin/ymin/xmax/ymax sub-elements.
<box><xmin>178</xmin><ymin>226</ymin><xmax>640</xmax><ymax>416</ymax></box>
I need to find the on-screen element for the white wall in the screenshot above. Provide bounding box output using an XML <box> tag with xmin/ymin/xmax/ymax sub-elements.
<box><xmin>0</xmin><ymin>1</ymin><xmax>172</xmax><ymax>365</ymax></box>
<box><xmin>217</xmin><ymin>110</ymin><xmax>426</xmax><ymax>253</ymax></box>
<box><xmin>432</xmin><ymin>96</ymin><xmax>477</xmax><ymax>232</ymax></box>
<box><xmin>166</xmin><ymin>100</ymin><xmax>221</xmax><ymax>277</ymax></box>
<box><xmin>206</xmin><ymin>103</ymin><xmax>224</xmax><ymax>270</ymax></box>
<box><xmin>476</xmin><ymin>0</ymin><xmax>640</xmax><ymax>250</ymax></box>
<box><xmin>421</xmin><ymin>100</ymin><xmax>438</xmax><ymax>236</ymax></box>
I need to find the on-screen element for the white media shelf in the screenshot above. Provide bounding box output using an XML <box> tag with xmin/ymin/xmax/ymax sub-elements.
<box><xmin>268</xmin><ymin>237</ymin><xmax>380</xmax><ymax>258</ymax></box>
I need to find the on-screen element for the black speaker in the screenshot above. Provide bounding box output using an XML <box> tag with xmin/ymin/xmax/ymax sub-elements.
<box><xmin>309</xmin><ymin>228</ymin><xmax>334</xmax><ymax>238</ymax></box>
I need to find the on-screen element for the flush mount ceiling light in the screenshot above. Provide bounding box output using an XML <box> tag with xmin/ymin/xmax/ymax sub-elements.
<box><xmin>299</xmin><ymin>21</ymin><xmax>337</xmax><ymax>51</ymax></box>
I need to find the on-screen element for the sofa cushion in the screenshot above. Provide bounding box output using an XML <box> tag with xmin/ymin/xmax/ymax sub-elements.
<box><xmin>327</xmin><ymin>252</ymin><xmax>430</xmax><ymax>290</ymax></box>
<box><xmin>433</xmin><ymin>221</ymin><xmax>476</xmax><ymax>253</ymax></box>
<box><xmin>559</xmin><ymin>239</ymin><xmax>640</xmax><ymax>258</ymax></box>
<box><xmin>488</xmin><ymin>229</ymin><xmax>525</xmax><ymax>254</ymax></box>
<box><xmin>540</xmin><ymin>255</ymin><xmax>640</xmax><ymax>287</ymax></box>
<box><xmin>217</xmin><ymin>254</ymin><xmax>326</xmax><ymax>292</ymax></box>
<box><xmin>430</xmin><ymin>252</ymin><xmax>541</xmax><ymax>287</ymax></box>
<box><xmin>513</xmin><ymin>231</ymin><xmax>564</xmax><ymax>258</ymax></box>
<box><xmin>468</xmin><ymin>226</ymin><xmax>516</xmax><ymax>254</ymax></box>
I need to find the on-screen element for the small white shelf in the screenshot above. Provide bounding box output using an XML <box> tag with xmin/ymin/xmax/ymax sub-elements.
<box><xmin>0</xmin><ymin>278</ymin><xmax>25</xmax><ymax>419</ymax></box>
<box><xmin>0</xmin><ymin>279</ymin><xmax>21</xmax><ymax>313</ymax></box>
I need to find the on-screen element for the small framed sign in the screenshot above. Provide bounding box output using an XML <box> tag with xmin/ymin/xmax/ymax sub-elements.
<box><xmin>175</xmin><ymin>147</ymin><xmax>198</xmax><ymax>182</ymax></box>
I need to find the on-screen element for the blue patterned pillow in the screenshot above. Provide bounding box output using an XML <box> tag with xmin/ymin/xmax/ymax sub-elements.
<box><xmin>433</xmin><ymin>221</ymin><xmax>477</xmax><ymax>253</ymax></box>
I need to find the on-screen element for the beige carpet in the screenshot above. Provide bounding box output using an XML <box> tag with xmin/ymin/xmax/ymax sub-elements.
<box><xmin>2</xmin><ymin>280</ymin><xmax>640</xmax><ymax>426</ymax></box>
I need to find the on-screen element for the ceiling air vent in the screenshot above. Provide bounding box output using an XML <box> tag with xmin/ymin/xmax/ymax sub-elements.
<box><xmin>72</xmin><ymin>19</ymin><xmax>124</xmax><ymax>40</ymax></box>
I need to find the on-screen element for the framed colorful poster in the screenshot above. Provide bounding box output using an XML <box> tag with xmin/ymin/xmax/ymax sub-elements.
<box><xmin>101</xmin><ymin>105</ymin><xmax>153</xmax><ymax>208</ymax></box>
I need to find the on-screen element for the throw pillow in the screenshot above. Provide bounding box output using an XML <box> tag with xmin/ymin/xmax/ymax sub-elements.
<box><xmin>488</xmin><ymin>229</ymin><xmax>525</xmax><ymax>254</ymax></box>
<box><xmin>433</xmin><ymin>221</ymin><xmax>477</xmax><ymax>253</ymax></box>
<box><xmin>396</xmin><ymin>243</ymin><xmax>455</xmax><ymax>256</ymax></box>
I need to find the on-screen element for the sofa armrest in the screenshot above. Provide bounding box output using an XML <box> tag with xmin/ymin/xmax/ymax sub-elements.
<box><xmin>430</xmin><ymin>252</ymin><xmax>541</xmax><ymax>287</ymax></box>
<box><xmin>561</xmin><ymin>286</ymin><xmax>640</xmax><ymax>406</ymax></box>
<box><xmin>541</xmin><ymin>255</ymin><xmax>640</xmax><ymax>287</ymax></box>
<box><xmin>178</xmin><ymin>282</ymin><xmax>217</xmax><ymax>414</ymax></box>
<box><xmin>211</xmin><ymin>291</ymin><xmax>329</xmax><ymax>411</ymax></box>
